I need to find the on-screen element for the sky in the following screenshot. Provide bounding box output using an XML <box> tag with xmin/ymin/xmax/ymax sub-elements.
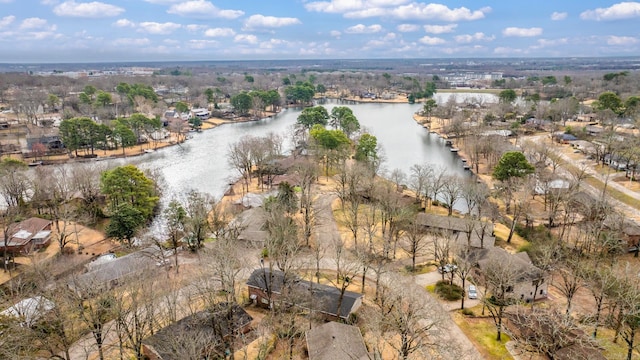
<box><xmin>1</xmin><ymin>0</ymin><xmax>640</xmax><ymax>62</ymax></box>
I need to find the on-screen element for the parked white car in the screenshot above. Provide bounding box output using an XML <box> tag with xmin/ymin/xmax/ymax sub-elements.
<box><xmin>468</xmin><ymin>285</ymin><xmax>478</xmax><ymax>299</ymax></box>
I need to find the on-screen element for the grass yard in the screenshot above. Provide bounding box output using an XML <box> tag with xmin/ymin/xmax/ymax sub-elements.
<box><xmin>452</xmin><ymin>309</ymin><xmax>514</xmax><ymax>360</ymax></box>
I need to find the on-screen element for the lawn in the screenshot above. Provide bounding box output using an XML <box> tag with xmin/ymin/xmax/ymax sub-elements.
<box><xmin>585</xmin><ymin>177</ymin><xmax>640</xmax><ymax>209</ymax></box>
<box><xmin>452</xmin><ymin>309</ymin><xmax>514</xmax><ymax>360</ymax></box>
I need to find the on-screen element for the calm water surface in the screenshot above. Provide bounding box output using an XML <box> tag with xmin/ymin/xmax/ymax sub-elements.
<box><xmin>127</xmin><ymin>100</ymin><xmax>469</xmax><ymax>201</ymax></box>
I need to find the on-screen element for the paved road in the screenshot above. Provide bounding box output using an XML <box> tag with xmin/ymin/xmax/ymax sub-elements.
<box><xmin>531</xmin><ymin>134</ymin><xmax>640</xmax><ymax>223</ymax></box>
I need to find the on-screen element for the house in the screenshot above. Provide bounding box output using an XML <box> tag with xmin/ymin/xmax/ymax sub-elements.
<box><xmin>191</xmin><ymin>108</ymin><xmax>210</xmax><ymax>120</ymax></box>
<box><xmin>246</xmin><ymin>268</ymin><xmax>364</xmax><ymax>321</ymax></box>
<box><xmin>0</xmin><ymin>296</ymin><xmax>55</xmax><ymax>327</ymax></box>
<box><xmin>305</xmin><ymin>321</ymin><xmax>370</xmax><ymax>360</ymax></box>
<box><xmin>68</xmin><ymin>247</ymin><xmax>163</xmax><ymax>294</ymax></box>
<box><xmin>552</xmin><ymin>132</ymin><xmax>578</xmax><ymax>143</ymax></box>
<box><xmin>416</xmin><ymin>213</ymin><xmax>495</xmax><ymax>249</ymax></box>
<box><xmin>142</xmin><ymin>303</ymin><xmax>253</xmax><ymax>360</ymax></box>
<box><xmin>474</xmin><ymin>247</ymin><xmax>549</xmax><ymax>302</ymax></box>
<box><xmin>0</xmin><ymin>217</ymin><xmax>52</xmax><ymax>255</ymax></box>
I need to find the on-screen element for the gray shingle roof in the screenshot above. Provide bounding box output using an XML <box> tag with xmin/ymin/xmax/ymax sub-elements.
<box><xmin>306</xmin><ymin>322</ymin><xmax>370</xmax><ymax>360</ymax></box>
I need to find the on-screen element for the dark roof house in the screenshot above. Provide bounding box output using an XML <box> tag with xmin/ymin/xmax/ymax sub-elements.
<box><xmin>142</xmin><ymin>303</ymin><xmax>253</xmax><ymax>360</ymax></box>
<box><xmin>416</xmin><ymin>213</ymin><xmax>495</xmax><ymax>248</ymax></box>
<box><xmin>68</xmin><ymin>247</ymin><xmax>164</xmax><ymax>294</ymax></box>
<box><xmin>247</xmin><ymin>268</ymin><xmax>364</xmax><ymax>320</ymax></box>
<box><xmin>306</xmin><ymin>321</ymin><xmax>370</xmax><ymax>360</ymax></box>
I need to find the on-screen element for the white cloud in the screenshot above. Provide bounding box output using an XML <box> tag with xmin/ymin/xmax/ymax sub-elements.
<box><xmin>423</xmin><ymin>24</ymin><xmax>457</xmax><ymax>34</ymax></box>
<box><xmin>502</xmin><ymin>27</ymin><xmax>542</xmax><ymax>37</ymax></box>
<box><xmin>391</xmin><ymin>4</ymin><xmax>490</xmax><ymax>21</ymax></box>
<box><xmin>40</xmin><ymin>0</ymin><xmax>59</xmax><ymax>5</ymax></box>
<box><xmin>396</xmin><ymin>24</ymin><xmax>419</xmax><ymax>32</ymax></box>
<box><xmin>138</xmin><ymin>22</ymin><xmax>181</xmax><ymax>35</ymax></box>
<box><xmin>455</xmin><ymin>32</ymin><xmax>494</xmax><ymax>43</ymax></box>
<box><xmin>0</xmin><ymin>15</ymin><xmax>15</xmax><ymax>28</ymax></box>
<box><xmin>243</xmin><ymin>15</ymin><xmax>301</xmax><ymax>29</ymax></box>
<box><xmin>305</xmin><ymin>0</ymin><xmax>410</xmax><ymax>14</ymax></box>
<box><xmin>112</xmin><ymin>38</ymin><xmax>151</xmax><ymax>46</ymax></box>
<box><xmin>167</xmin><ymin>0</ymin><xmax>244</xmax><ymax>19</ymax></box>
<box><xmin>383</xmin><ymin>32</ymin><xmax>397</xmax><ymax>40</ymax></box>
<box><xmin>580</xmin><ymin>2</ymin><xmax>640</xmax><ymax>20</ymax></box>
<box><xmin>330</xmin><ymin>30</ymin><xmax>341</xmax><ymax>38</ymax></box>
<box><xmin>113</xmin><ymin>18</ymin><xmax>135</xmax><ymax>27</ymax></box>
<box><xmin>185</xmin><ymin>24</ymin><xmax>206</xmax><ymax>32</ymax></box>
<box><xmin>143</xmin><ymin>0</ymin><xmax>181</xmax><ymax>3</ymax></box>
<box><xmin>550</xmin><ymin>11</ymin><xmax>567</xmax><ymax>20</ymax></box>
<box><xmin>187</xmin><ymin>39</ymin><xmax>218</xmax><ymax>49</ymax></box>
<box><xmin>418</xmin><ymin>35</ymin><xmax>445</xmax><ymax>45</ymax></box>
<box><xmin>305</xmin><ymin>1</ymin><xmax>489</xmax><ymax>21</ymax></box>
<box><xmin>234</xmin><ymin>34</ymin><xmax>258</xmax><ymax>44</ymax></box>
<box><xmin>259</xmin><ymin>38</ymin><xmax>291</xmax><ymax>49</ymax></box>
<box><xmin>345</xmin><ymin>24</ymin><xmax>382</xmax><ymax>34</ymax></box>
<box><xmin>534</xmin><ymin>38</ymin><xmax>568</xmax><ymax>47</ymax></box>
<box><xmin>607</xmin><ymin>35</ymin><xmax>638</xmax><ymax>45</ymax></box>
<box><xmin>0</xmin><ymin>0</ymin><xmax>13</xmax><ymax>3</ymax></box>
<box><xmin>204</xmin><ymin>27</ymin><xmax>235</xmax><ymax>37</ymax></box>
<box><xmin>53</xmin><ymin>1</ymin><xmax>124</xmax><ymax>18</ymax></box>
<box><xmin>19</xmin><ymin>18</ymin><xmax>53</xmax><ymax>31</ymax></box>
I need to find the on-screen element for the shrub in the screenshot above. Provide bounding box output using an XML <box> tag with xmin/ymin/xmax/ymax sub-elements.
<box><xmin>461</xmin><ymin>308</ymin><xmax>475</xmax><ymax>316</ymax></box>
<box><xmin>435</xmin><ymin>280</ymin><xmax>463</xmax><ymax>301</ymax></box>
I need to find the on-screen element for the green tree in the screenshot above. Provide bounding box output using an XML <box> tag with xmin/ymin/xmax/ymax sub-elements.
<box><xmin>204</xmin><ymin>88</ymin><xmax>214</xmax><ymax>104</ymax></box>
<box><xmin>355</xmin><ymin>133</ymin><xmax>378</xmax><ymax>165</ymax></box>
<box><xmin>297</xmin><ymin>105</ymin><xmax>329</xmax><ymax>129</ymax></box>
<box><xmin>596</xmin><ymin>91</ymin><xmax>623</xmax><ymax>115</ymax></box>
<box><xmin>244</xmin><ymin>75</ymin><xmax>254</xmax><ymax>83</ymax></box>
<box><xmin>330</xmin><ymin>106</ymin><xmax>360</xmax><ymax>137</ymax></box>
<box><xmin>111</xmin><ymin>122</ymin><xmax>136</xmax><ymax>155</ymax></box>
<box><xmin>282</xmin><ymin>77</ymin><xmax>291</xmax><ymax>86</ymax></box>
<box><xmin>284</xmin><ymin>82</ymin><xmax>315</xmax><ymax>104</ymax></box>
<box><xmin>47</xmin><ymin>94</ymin><xmax>59</xmax><ymax>110</ymax></box>
<box><xmin>174</xmin><ymin>101</ymin><xmax>189</xmax><ymax>114</ymax></box>
<box><xmin>106</xmin><ymin>203</ymin><xmax>145</xmax><ymax>246</ymax></box>
<box><xmin>541</xmin><ymin>76</ymin><xmax>557</xmax><ymax>85</ymax></box>
<box><xmin>83</xmin><ymin>85</ymin><xmax>97</xmax><ymax>97</ymax></box>
<box><xmin>422</xmin><ymin>99</ymin><xmax>437</xmax><ymax>121</ymax></box>
<box><xmin>492</xmin><ymin>151</ymin><xmax>534</xmax><ymax>182</ymax></box>
<box><xmin>310</xmin><ymin>125</ymin><xmax>351</xmax><ymax>176</ymax></box>
<box><xmin>100</xmin><ymin>165</ymin><xmax>159</xmax><ymax>220</ymax></box>
<box><xmin>230</xmin><ymin>92</ymin><xmax>252</xmax><ymax>116</ymax></box>
<box><xmin>316</xmin><ymin>84</ymin><xmax>326</xmax><ymax>94</ymax></box>
<box><xmin>95</xmin><ymin>91</ymin><xmax>112</xmax><ymax>107</ymax></box>
<box><xmin>498</xmin><ymin>89</ymin><xmax>517</xmax><ymax>104</ymax></box>
<box><xmin>78</xmin><ymin>92</ymin><xmax>92</xmax><ymax>105</ymax></box>
<box><xmin>188</xmin><ymin>117</ymin><xmax>202</xmax><ymax>130</ymax></box>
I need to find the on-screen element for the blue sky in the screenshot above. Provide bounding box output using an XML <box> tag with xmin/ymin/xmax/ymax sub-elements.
<box><xmin>1</xmin><ymin>0</ymin><xmax>639</xmax><ymax>62</ymax></box>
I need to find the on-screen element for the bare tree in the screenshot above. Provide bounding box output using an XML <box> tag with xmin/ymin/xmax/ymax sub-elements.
<box><xmin>370</xmin><ymin>274</ymin><xmax>446</xmax><ymax>359</ymax></box>
<box><xmin>440</xmin><ymin>175</ymin><xmax>462</xmax><ymax>216</ymax></box>
<box><xmin>555</xmin><ymin>258</ymin><xmax>584</xmax><ymax>316</ymax></box>
<box><xmin>481</xmin><ymin>252</ymin><xmax>525</xmax><ymax>341</ymax></box>
<box><xmin>401</xmin><ymin>214</ymin><xmax>430</xmax><ymax>272</ymax></box>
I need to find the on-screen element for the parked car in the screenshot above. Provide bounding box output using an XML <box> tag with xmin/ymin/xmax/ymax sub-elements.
<box><xmin>468</xmin><ymin>285</ymin><xmax>478</xmax><ymax>299</ymax></box>
<box><xmin>437</xmin><ymin>264</ymin><xmax>458</xmax><ymax>274</ymax></box>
